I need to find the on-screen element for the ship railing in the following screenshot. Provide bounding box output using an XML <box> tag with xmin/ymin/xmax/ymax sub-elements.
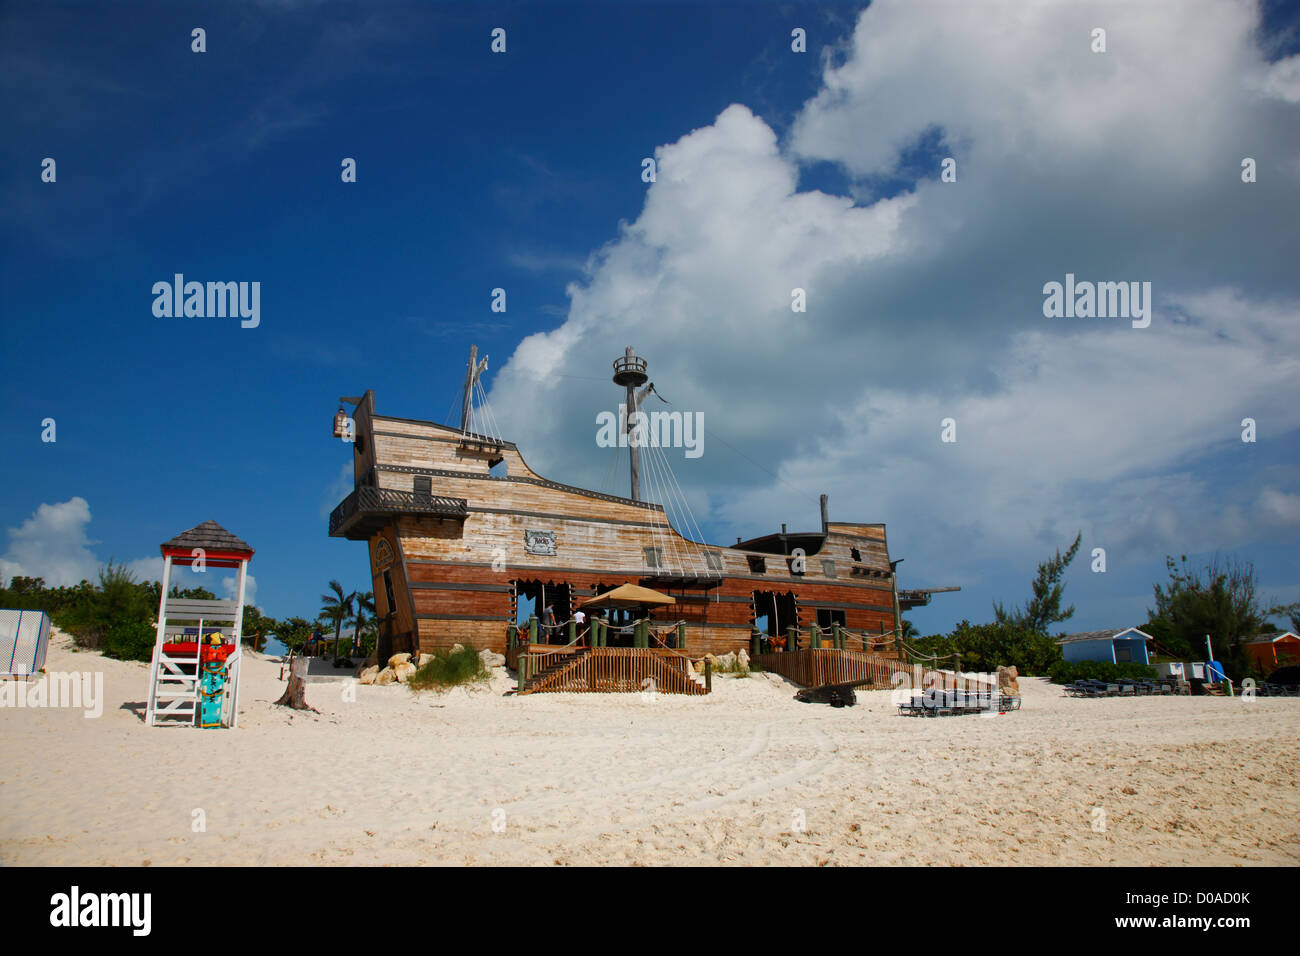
<box><xmin>328</xmin><ymin>486</ymin><xmax>468</xmax><ymax>535</ymax></box>
<box><xmin>750</xmin><ymin>623</ymin><xmax>898</xmax><ymax>655</ymax></box>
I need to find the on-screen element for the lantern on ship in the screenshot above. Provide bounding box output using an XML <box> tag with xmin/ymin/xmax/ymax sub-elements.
<box><xmin>333</xmin><ymin>405</ymin><xmax>349</xmax><ymax>439</ymax></box>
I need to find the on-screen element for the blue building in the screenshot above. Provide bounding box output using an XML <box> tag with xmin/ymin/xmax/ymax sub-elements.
<box><xmin>1057</xmin><ymin>627</ymin><xmax>1154</xmax><ymax>665</ymax></box>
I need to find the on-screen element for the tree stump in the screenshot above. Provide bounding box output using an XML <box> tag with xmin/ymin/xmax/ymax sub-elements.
<box><xmin>275</xmin><ymin>655</ymin><xmax>317</xmax><ymax>712</ymax></box>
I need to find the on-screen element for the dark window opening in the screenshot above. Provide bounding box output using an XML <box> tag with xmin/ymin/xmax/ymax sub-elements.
<box><xmin>513</xmin><ymin>579</ymin><xmax>573</xmax><ymax>642</ymax></box>
<box><xmin>752</xmin><ymin>590</ymin><xmax>798</xmax><ymax>639</ymax></box>
<box><xmin>413</xmin><ymin>475</ymin><xmax>432</xmax><ymax>503</ymax></box>
<box><xmin>382</xmin><ymin>570</ymin><xmax>396</xmax><ymax>618</ymax></box>
<box><xmin>747</xmin><ymin>555</ymin><xmax>767</xmax><ymax>573</ymax></box>
<box><xmin>850</xmin><ymin>547</ymin><xmax>862</xmax><ymax>562</ymax></box>
<box><xmin>816</xmin><ymin>608</ymin><xmax>847</xmax><ymax>630</ymax></box>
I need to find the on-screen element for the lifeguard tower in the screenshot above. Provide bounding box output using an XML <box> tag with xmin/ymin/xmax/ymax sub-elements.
<box><xmin>145</xmin><ymin>521</ymin><xmax>254</xmax><ymax>728</ymax></box>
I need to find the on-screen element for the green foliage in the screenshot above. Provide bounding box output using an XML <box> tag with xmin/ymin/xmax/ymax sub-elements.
<box><xmin>907</xmin><ymin>633</ymin><xmax>957</xmax><ymax>663</ymax></box>
<box><xmin>350</xmin><ymin>591</ymin><xmax>377</xmax><ymax>657</ymax></box>
<box><xmin>1145</xmin><ymin>554</ymin><xmax>1269</xmax><ymax>681</ymax></box>
<box><xmin>994</xmin><ymin>532</ymin><xmax>1082</xmax><ymax>632</ymax></box>
<box><xmin>1265</xmin><ymin>600</ymin><xmax>1300</xmax><ymax>636</ymax></box>
<box><xmin>1047</xmin><ymin>659</ymin><xmax>1157</xmax><ymax>684</ymax></box>
<box><xmin>61</xmin><ymin>561</ymin><xmax>156</xmax><ymax>657</ymax></box>
<box><xmin>948</xmin><ymin>619</ymin><xmax>1062</xmax><ymax>675</ymax></box>
<box><xmin>274</xmin><ymin>616</ymin><xmax>315</xmax><ymax>654</ymax></box>
<box><xmin>241</xmin><ymin>605</ymin><xmax>273</xmax><ymax>652</ymax></box>
<box><xmin>2</xmin><ymin>566</ymin><xmax>269</xmax><ymax>663</ymax></box>
<box><xmin>408</xmin><ymin>644</ymin><xmax>489</xmax><ymax>692</ymax></box>
<box><xmin>320</xmin><ymin>579</ymin><xmax>355</xmax><ymax>663</ymax></box>
<box><xmin>103</xmin><ymin>617</ymin><xmax>156</xmax><ymax>661</ymax></box>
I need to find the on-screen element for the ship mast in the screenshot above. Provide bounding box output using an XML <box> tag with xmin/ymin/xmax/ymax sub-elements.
<box><xmin>612</xmin><ymin>346</ymin><xmax>653</xmax><ymax>501</ymax></box>
<box><xmin>460</xmin><ymin>344</ymin><xmax>489</xmax><ymax>435</ymax></box>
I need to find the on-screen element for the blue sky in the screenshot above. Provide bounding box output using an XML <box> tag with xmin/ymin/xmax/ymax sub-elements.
<box><xmin>2</xmin><ymin>0</ymin><xmax>1298</xmax><ymax>637</ymax></box>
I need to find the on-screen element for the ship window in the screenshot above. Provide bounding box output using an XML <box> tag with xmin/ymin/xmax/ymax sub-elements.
<box><xmin>821</xmin><ymin>559</ymin><xmax>837</xmax><ymax>578</ymax></box>
<box><xmin>643</xmin><ymin>547</ymin><xmax>663</xmax><ymax>569</ymax></box>
<box><xmin>490</xmin><ymin>460</ymin><xmax>508</xmax><ymax>479</ymax></box>
<box><xmin>816</xmin><ymin>608</ymin><xmax>847</xmax><ymax>630</ymax></box>
<box><xmin>704</xmin><ymin>551</ymin><xmax>724</xmax><ymax>571</ymax></box>
<box><xmin>851</xmin><ymin>547</ymin><xmax>862</xmax><ymax>562</ymax></box>
<box><xmin>383</xmin><ymin>570</ymin><xmax>396</xmax><ymax>616</ymax></box>
<box><xmin>413</xmin><ymin>476</ymin><xmax>431</xmax><ymax>503</ymax></box>
<box><xmin>747</xmin><ymin>555</ymin><xmax>766</xmax><ymax>573</ymax></box>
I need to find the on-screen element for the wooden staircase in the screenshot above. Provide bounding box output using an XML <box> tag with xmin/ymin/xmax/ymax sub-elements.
<box><xmin>518</xmin><ymin>647</ymin><xmax>707</xmax><ymax>695</ymax></box>
<box><xmin>522</xmin><ymin>647</ymin><xmax>592</xmax><ymax>692</ymax></box>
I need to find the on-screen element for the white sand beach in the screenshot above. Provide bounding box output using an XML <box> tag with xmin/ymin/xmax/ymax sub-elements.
<box><xmin>2</xmin><ymin>627</ymin><xmax>1298</xmax><ymax>866</ymax></box>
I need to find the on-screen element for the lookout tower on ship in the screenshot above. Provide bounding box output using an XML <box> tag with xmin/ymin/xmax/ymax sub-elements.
<box><xmin>327</xmin><ymin>345</ymin><xmax>957</xmax><ymax>675</ymax></box>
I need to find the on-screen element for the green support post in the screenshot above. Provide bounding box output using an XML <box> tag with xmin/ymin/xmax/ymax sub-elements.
<box><xmin>507</xmin><ymin>623</ymin><xmax>516</xmax><ymax>649</ymax></box>
<box><xmin>810</xmin><ymin>624</ymin><xmax>822</xmax><ymax>649</ymax></box>
<box><xmin>528</xmin><ymin>615</ymin><xmax>538</xmax><ymax>644</ymax></box>
<box><xmin>705</xmin><ymin>658</ymin><xmax>712</xmax><ymax>693</ymax></box>
<box><xmin>594</xmin><ymin>619</ymin><xmax>604</xmax><ymax>647</ymax></box>
<box><xmin>751</xmin><ymin>630</ymin><xmax>761</xmax><ymax>657</ymax></box>
<box><xmin>677</xmin><ymin>622</ymin><xmax>686</xmax><ymax>650</ymax></box>
<box><xmin>635</xmin><ymin>619</ymin><xmax>648</xmax><ymax>648</ymax></box>
<box><xmin>786</xmin><ymin>625</ymin><xmax>797</xmax><ymax>652</ymax></box>
<box><xmin>568</xmin><ymin>619</ymin><xmax>576</xmax><ymax>645</ymax></box>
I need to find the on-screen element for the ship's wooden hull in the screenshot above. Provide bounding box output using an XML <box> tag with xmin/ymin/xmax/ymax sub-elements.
<box><xmin>331</xmin><ymin>392</ymin><xmax>904</xmax><ymax>660</ymax></box>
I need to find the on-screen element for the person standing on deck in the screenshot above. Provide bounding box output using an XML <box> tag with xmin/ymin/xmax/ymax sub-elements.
<box><xmin>574</xmin><ymin>608</ymin><xmax>587</xmax><ymax>644</ymax></box>
<box><xmin>542</xmin><ymin>604</ymin><xmax>556</xmax><ymax>642</ymax></box>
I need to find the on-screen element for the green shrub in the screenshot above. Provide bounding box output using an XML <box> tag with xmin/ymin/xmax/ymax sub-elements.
<box><xmin>945</xmin><ymin>620</ymin><xmax>1064</xmax><ymax>675</ymax></box>
<box><xmin>408</xmin><ymin>644</ymin><xmax>489</xmax><ymax>692</ymax></box>
<box><xmin>103</xmin><ymin>618</ymin><xmax>156</xmax><ymax>661</ymax></box>
<box><xmin>1048</xmin><ymin>660</ymin><xmax>1157</xmax><ymax>684</ymax></box>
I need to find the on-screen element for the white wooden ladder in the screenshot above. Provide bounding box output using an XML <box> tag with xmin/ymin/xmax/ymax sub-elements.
<box><xmin>146</xmin><ymin>598</ymin><xmax>242</xmax><ymax>727</ymax></box>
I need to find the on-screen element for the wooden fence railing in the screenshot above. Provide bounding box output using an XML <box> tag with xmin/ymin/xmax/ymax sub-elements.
<box><xmin>753</xmin><ymin>649</ymin><xmax>995</xmax><ymax>692</ymax></box>
<box><xmin>518</xmin><ymin>647</ymin><xmax>706</xmax><ymax>696</ymax></box>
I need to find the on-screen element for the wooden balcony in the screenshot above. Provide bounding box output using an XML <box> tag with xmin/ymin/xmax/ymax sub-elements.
<box><xmin>328</xmin><ymin>486</ymin><xmax>468</xmax><ymax>540</ymax></box>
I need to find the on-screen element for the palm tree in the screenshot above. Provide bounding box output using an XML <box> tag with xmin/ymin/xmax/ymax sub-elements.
<box><xmin>320</xmin><ymin>579</ymin><xmax>355</xmax><ymax>665</ymax></box>
<box><xmin>350</xmin><ymin>591</ymin><xmax>376</xmax><ymax>657</ymax></box>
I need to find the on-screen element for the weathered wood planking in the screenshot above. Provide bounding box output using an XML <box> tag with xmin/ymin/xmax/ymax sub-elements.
<box><xmin>338</xmin><ymin>396</ymin><xmax>909</xmax><ymax>660</ymax></box>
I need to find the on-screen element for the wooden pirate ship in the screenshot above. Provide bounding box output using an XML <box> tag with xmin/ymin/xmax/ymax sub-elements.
<box><xmin>328</xmin><ymin>347</ymin><xmax>957</xmax><ymax>673</ymax></box>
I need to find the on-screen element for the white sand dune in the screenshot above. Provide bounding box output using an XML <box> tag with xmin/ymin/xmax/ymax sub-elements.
<box><xmin>1</xmin><ymin>627</ymin><xmax>1297</xmax><ymax>865</ymax></box>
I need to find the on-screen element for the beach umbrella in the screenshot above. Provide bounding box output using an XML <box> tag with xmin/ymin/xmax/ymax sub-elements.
<box><xmin>579</xmin><ymin>583</ymin><xmax>676</xmax><ymax>610</ymax></box>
